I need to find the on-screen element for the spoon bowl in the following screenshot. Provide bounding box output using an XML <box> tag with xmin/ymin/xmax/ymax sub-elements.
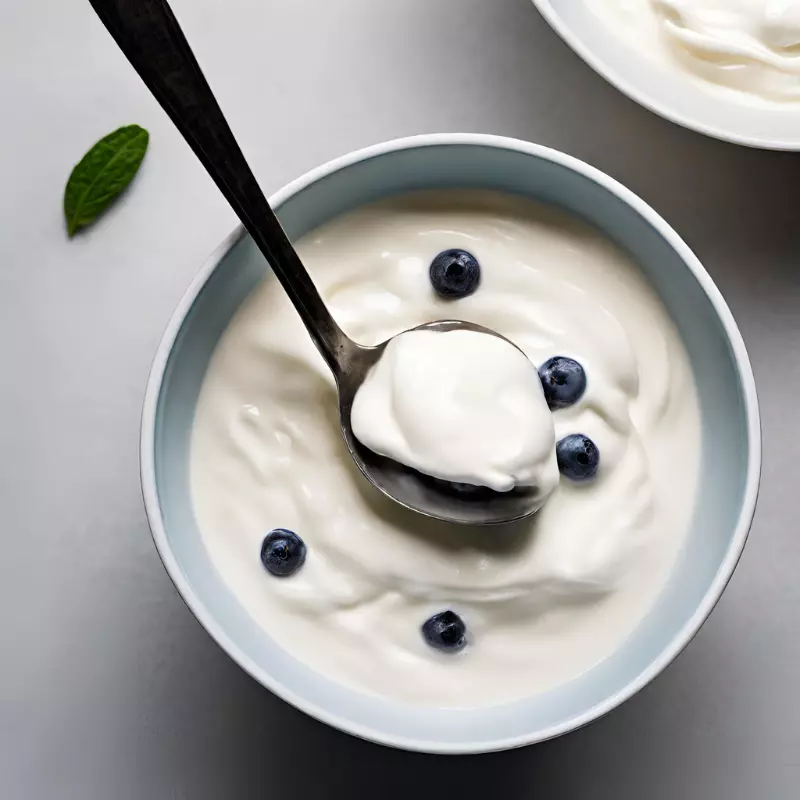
<box><xmin>336</xmin><ymin>319</ymin><xmax>546</xmax><ymax>525</ymax></box>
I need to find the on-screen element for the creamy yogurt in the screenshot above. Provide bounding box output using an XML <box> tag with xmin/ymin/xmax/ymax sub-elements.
<box><xmin>190</xmin><ymin>190</ymin><xmax>701</xmax><ymax>708</ymax></box>
<box><xmin>586</xmin><ymin>0</ymin><xmax>800</xmax><ymax>103</ymax></box>
<box><xmin>351</xmin><ymin>328</ymin><xmax>558</xmax><ymax>495</ymax></box>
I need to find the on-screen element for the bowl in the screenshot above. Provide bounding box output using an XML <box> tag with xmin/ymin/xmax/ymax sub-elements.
<box><xmin>532</xmin><ymin>1</ymin><xmax>800</xmax><ymax>150</ymax></box>
<box><xmin>141</xmin><ymin>133</ymin><xmax>760</xmax><ymax>753</ymax></box>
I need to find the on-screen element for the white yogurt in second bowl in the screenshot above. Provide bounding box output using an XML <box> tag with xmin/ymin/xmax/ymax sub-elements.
<box><xmin>190</xmin><ymin>190</ymin><xmax>700</xmax><ymax>708</ymax></box>
<box><xmin>586</xmin><ymin>0</ymin><xmax>800</xmax><ymax>103</ymax></box>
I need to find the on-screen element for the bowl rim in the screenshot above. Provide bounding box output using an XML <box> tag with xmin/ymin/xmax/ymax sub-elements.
<box><xmin>531</xmin><ymin>0</ymin><xmax>800</xmax><ymax>151</ymax></box>
<box><xmin>140</xmin><ymin>132</ymin><xmax>761</xmax><ymax>753</ymax></box>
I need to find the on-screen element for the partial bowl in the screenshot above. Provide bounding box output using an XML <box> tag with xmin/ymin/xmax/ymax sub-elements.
<box><xmin>532</xmin><ymin>1</ymin><xmax>800</xmax><ymax>150</ymax></box>
<box><xmin>141</xmin><ymin>133</ymin><xmax>760</xmax><ymax>753</ymax></box>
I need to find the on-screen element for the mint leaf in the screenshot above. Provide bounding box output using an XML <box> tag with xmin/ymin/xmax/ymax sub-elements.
<box><xmin>64</xmin><ymin>124</ymin><xmax>149</xmax><ymax>236</ymax></box>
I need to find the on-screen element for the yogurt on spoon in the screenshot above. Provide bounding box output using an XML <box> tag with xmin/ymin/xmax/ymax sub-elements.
<box><xmin>351</xmin><ymin>328</ymin><xmax>559</xmax><ymax>497</ymax></box>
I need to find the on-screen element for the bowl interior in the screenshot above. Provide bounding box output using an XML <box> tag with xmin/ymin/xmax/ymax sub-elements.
<box><xmin>535</xmin><ymin>1</ymin><xmax>800</xmax><ymax>149</ymax></box>
<box><xmin>148</xmin><ymin>138</ymin><xmax>757</xmax><ymax>752</ymax></box>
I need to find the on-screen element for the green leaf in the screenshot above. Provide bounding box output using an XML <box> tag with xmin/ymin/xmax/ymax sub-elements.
<box><xmin>64</xmin><ymin>124</ymin><xmax>149</xmax><ymax>237</ymax></box>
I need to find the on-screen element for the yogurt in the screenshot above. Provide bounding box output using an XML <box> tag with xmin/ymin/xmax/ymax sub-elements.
<box><xmin>190</xmin><ymin>190</ymin><xmax>701</xmax><ymax>708</ymax></box>
<box><xmin>586</xmin><ymin>0</ymin><xmax>800</xmax><ymax>103</ymax></box>
<box><xmin>351</xmin><ymin>328</ymin><xmax>559</xmax><ymax>495</ymax></box>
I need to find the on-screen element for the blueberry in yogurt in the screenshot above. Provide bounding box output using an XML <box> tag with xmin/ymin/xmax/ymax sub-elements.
<box><xmin>429</xmin><ymin>249</ymin><xmax>480</xmax><ymax>298</ymax></box>
<box><xmin>556</xmin><ymin>434</ymin><xmax>599</xmax><ymax>481</ymax></box>
<box><xmin>539</xmin><ymin>356</ymin><xmax>586</xmax><ymax>409</ymax></box>
<box><xmin>422</xmin><ymin>610</ymin><xmax>467</xmax><ymax>652</ymax></box>
<box><xmin>260</xmin><ymin>528</ymin><xmax>307</xmax><ymax>577</ymax></box>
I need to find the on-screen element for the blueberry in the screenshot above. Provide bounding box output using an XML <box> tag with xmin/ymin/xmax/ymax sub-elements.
<box><xmin>429</xmin><ymin>249</ymin><xmax>481</xmax><ymax>298</ymax></box>
<box><xmin>260</xmin><ymin>528</ymin><xmax>307</xmax><ymax>577</ymax></box>
<box><xmin>422</xmin><ymin>610</ymin><xmax>467</xmax><ymax>652</ymax></box>
<box><xmin>538</xmin><ymin>356</ymin><xmax>587</xmax><ymax>409</ymax></box>
<box><xmin>556</xmin><ymin>434</ymin><xmax>599</xmax><ymax>481</ymax></box>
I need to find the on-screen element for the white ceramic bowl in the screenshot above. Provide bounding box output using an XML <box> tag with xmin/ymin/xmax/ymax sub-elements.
<box><xmin>532</xmin><ymin>1</ymin><xmax>800</xmax><ymax>150</ymax></box>
<box><xmin>141</xmin><ymin>134</ymin><xmax>760</xmax><ymax>753</ymax></box>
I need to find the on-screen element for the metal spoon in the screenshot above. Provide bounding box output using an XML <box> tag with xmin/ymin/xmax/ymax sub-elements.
<box><xmin>89</xmin><ymin>0</ymin><xmax>544</xmax><ymax>525</ymax></box>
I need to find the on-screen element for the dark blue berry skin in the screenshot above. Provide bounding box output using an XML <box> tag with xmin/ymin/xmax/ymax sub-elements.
<box><xmin>260</xmin><ymin>529</ymin><xmax>307</xmax><ymax>577</ymax></box>
<box><xmin>556</xmin><ymin>434</ymin><xmax>599</xmax><ymax>481</ymax></box>
<box><xmin>422</xmin><ymin>610</ymin><xmax>467</xmax><ymax>652</ymax></box>
<box><xmin>429</xmin><ymin>249</ymin><xmax>481</xmax><ymax>299</ymax></box>
<box><xmin>539</xmin><ymin>356</ymin><xmax>587</xmax><ymax>409</ymax></box>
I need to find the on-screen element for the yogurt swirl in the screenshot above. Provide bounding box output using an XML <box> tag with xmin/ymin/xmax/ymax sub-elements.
<box><xmin>588</xmin><ymin>0</ymin><xmax>800</xmax><ymax>102</ymax></box>
<box><xmin>190</xmin><ymin>190</ymin><xmax>700</xmax><ymax>707</ymax></box>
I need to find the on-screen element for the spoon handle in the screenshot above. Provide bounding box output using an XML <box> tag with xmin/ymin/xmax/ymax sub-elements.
<box><xmin>88</xmin><ymin>0</ymin><xmax>355</xmax><ymax>375</ymax></box>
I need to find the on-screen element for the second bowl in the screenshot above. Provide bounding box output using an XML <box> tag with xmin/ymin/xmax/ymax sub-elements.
<box><xmin>533</xmin><ymin>0</ymin><xmax>800</xmax><ymax>149</ymax></box>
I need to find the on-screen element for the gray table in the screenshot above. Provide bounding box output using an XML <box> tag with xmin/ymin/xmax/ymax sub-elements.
<box><xmin>2</xmin><ymin>0</ymin><xmax>798</xmax><ymax>797</ymax></box>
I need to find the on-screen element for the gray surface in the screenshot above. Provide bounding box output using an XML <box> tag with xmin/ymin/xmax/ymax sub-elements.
<box><xmin>0</xmin><ymin>0</ymin><xmax>797</xmax><ymax>797</ymax></box>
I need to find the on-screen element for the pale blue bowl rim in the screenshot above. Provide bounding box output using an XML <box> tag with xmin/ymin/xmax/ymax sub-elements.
<box><xmin>140</xmin><ymin>133</ymin><xmax>761</xmax><ymax>753</ymax></box>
